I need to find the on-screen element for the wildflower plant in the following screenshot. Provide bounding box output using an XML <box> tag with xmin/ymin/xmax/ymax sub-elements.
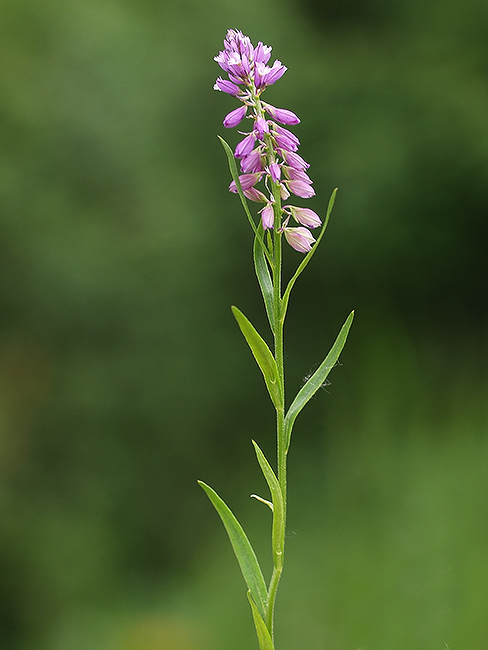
<box><xmin>198</xmin><ymin>29</ymin><xmax>354</xmax><ymax>650</ymax></box>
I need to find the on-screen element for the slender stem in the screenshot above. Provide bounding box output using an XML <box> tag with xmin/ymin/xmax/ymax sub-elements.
<box><xmin>252</xmin><ymin>91</ymin><xmax>288</xmax><ymax>646</ymax></box>
<box><xmin>264</xmin><ymin>184</ymin><xmax>287</xmax><ymax>646</ymax></box>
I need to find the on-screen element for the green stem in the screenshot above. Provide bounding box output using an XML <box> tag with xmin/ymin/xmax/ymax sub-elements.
<box><xmin>252</xmin><ymin>91</ymin><xmax>288</xmax><ymax>647</ymax></box>
<box><xmin>264</xmin><ymin>185</ymin><xmax>287</xmax><ymax>646</ymax></box>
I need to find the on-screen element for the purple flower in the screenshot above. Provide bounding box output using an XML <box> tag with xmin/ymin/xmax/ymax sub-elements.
<box><xmin>285</xmin><ymin>206</ymin><xmax>322</xmax><ymax>228</ymax></box>
<box><xmin>240</xmin><ymin>147</ymin><xmax>264</xmax><ymax>173</ymax></box>
<box><xmin>234</xmin><ymin>133</ymin><xmax>256</xmax><ymax>158</ymax></box>
<box><xmin>268</xmin><ymin>162</ymin><xmax>281</xmax><ymax>183</ymax></box>
<box><xmin>263</xmin><ymin>103</ymin><xmax>300</xmax><ymax>125</ymax></box>
<box><xmin>255</xmin><ymin>60</ymin><xmax>287</xmax><ymax>88</ymax></box>
<box><xmin>283</xmin><ymin>226</ymin><xmax>316</xmax><ymax>253</ymax></box>
<box><xmin>229</xmin><ymin>172</ymin><xmax>262</xmax><ymax>193</ymax></box>
<box><xmin>283</xmin><ymin>166</ymin><xmax>313</xmax><ymax>183</ymax></box>
<box><xmin>214</xmin><ymin>30</ymin><xmax>318</xmax><ymax>249</ymax></box>
<box><xmin>214</xmin><ymin>76</ymin><xmax>241</xmax><ymax>95</ymax></box>
<box><xmin>279</xmin><ymin>183</ymin><xmax>290</xmax><ymax>200</ymax></box>
<box><xmin>281</xmin><ymin>150</ymin><xmax>310</xmax><ymax>170</ymax></box>
<box><xmin>243</xmin><ymin>187</ymin><xmax>268</xmax><ymax>202</ymax></box>
<box><xmin>223</xmin><ymin>105</ymin><xmax>247</xmax><ymax>128</ymax></box>
<box><xmin>253</xmin><ymin>41</ymin><xmax>272</xmax><ymax>65</ymax></box>
<box><xmin>274</xmin><ymin>132</ymin><xmax>299</xmax><ymax>152</ymax></box>
<box><xmin>287</xmin><ymin>179</ymin><xmax>315</xmax><ymax>198</ymax></box>
<box><xmin>254</xmin><ymin>117</ymin><xmax>269</xmax><ymax>138</ymax></box>
<box><xmin>274</xmin><ymin>124</ymin><xmax>300</xmax><ymax>147</ymax></box>
<box><xmin>260</xmin><ymin>203</ymin><xmax>275</xmax><ymax>229</ymax></box>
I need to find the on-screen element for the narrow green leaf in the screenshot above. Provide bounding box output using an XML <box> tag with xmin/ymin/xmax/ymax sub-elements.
<box><xmin>253</xmin><ymin>227</ymin><xmax>275</xmax><ymax>333</ymax></box>
<box><xmin>284</xmin><ymin>310</ymin><xmax>354</xmax><ymax>452</ymax></box>
<box><xmin>252</xmin><ymin>441</ymin><xmax>284</xmax><ymax>569</ymax></box>
<box><xmin>247</xmin><ymin>591</ymin><xmax>275</xmax><ymax>650</ymax></box>
<box><xmin>198</xmin><ymin>481</ymin><xmax>268</xmax><ymax>619</ymax></box>
<box><xmin>231</xmin><ymin>306</ymin><xmax>282</xmax><ymax>409</ymax></box>
<box><xmin>281</xmin><ymin>188</ymin><xmax>337</xmax><ymax>320</ymax></box>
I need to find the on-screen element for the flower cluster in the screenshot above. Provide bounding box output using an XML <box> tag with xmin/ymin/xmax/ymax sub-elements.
<box><xmin>214</xmin><ymin>29</ymin><xmax>321</xmax><ymax>253</ymax></box>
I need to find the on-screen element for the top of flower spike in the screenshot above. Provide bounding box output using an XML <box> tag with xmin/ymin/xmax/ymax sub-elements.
<box><xmin>214</xmin><ymin>29</ymin><xmax>286</xmax><ymax>89</ymax></box>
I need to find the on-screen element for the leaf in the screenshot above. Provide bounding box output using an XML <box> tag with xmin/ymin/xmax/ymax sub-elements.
<box><xmin>231</xmin><ymin>306</ymin><xmax>282</xmax><ymax>409</ymax></box>
<box><xmin>252</xmin><ymin>441</ymin><xmax>284</xmax><ymax>569</ymax></box>
<box><xmin>253</xmin><ymin>227</ymin><xmax>275</xmax><ymax>333</ymax></box>
<box><xmin>284</xmin><ymin>310</ymin><xmax>354</xmax><ymax>452</ymax></box>
<box><xmin>247</xmin><ymin>591</ymin><xmax>275</xmax><ymax>650</ymax></box>
<box><xmin>198</xmin><ymin>481</ymin><xmax>268</xmax><ymax>619</ymax></box>
<box><xmin>281</xmin><ymin>188</ymin><xmax>337</xmax><ymax>320</ymax></box>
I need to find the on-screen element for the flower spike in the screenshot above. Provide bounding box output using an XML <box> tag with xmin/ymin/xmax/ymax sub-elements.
<box><xmin>214</xmin><ymin>29</ymin><xmax>318</xmax><ymax>252</ymax></box>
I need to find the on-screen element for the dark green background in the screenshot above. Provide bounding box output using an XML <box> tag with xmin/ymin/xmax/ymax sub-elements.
<box><xmin>1</xmin><ymin>0</ymin><xmax>487</xmax><ymax>648</ymax></box>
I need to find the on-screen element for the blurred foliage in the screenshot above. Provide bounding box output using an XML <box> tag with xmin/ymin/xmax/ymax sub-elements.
<box><xmin>0</xmin><ymin>0</ymin><xmax>487</xmax><ymax>647</ymax></box>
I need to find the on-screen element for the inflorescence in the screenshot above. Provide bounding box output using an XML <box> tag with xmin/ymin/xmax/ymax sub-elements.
<box><xmin>214</xmin><ymin>29</ymin><xmax>322</xmax><ymax>253</ymax></box>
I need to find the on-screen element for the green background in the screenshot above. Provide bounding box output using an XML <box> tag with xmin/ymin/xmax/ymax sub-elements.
<box><xmin>1</xmin><ymin>0</ymin><xmax>487</xmax><ymax>648</ymax></box>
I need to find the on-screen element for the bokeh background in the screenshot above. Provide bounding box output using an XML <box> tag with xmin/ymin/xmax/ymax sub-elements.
<box><xmin>1</xmin><ymin>0</ymin><xmax>488</xmax><ymax>648</ymax></box>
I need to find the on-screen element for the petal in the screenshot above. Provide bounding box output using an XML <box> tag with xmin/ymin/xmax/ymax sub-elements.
<box><xmin>281</xmin><ymin>150</ymin><xmax>310</xmax><ymax>170</ymax></box>
<box><xmin>286</xmin><ymin>206</ymin><xmax>322</xmax><ymax>228</ymax></box>
<box><xmin>253</xmin><ymin>41</ymin><xmax>272</xmax><ymax>64</ymax></box>
<box><xmin>264</xmin><ymin>104</ymin><xmax>300</xmax><ymax>125</ymax></box>
<box><xmin>268</xmin><ymin>162</ymin><xmax>281</xmax><ymax>182</ymax></box>
<box><xmin>214</xmin><ymin>77</ymin><xmax>241</xmax><ymax>95</ymax></box>
<box><xmin>223</xmin><ymin>105</ymin><xmax>247</xmax><ymax>128</ymax></box>
<box><xmin>260</xmin><ymin>204</ymin><xmax>275</xmax><ymax>229</ymax></box>
<box><xmin>234</xmin><ymin>133</ymin><xmax>256</xmax><ymax>158</ymax></box>
<box><xmin>229</xmin><ymin>172</ymin><xmax>262</xmax><ymax>193</ymax></box>
<box><xmin>274</xmin><ymin>133</ymin><xmax>298</xmax><ymax>152</ymax></box>
<box><xmin>283</xmin><ymin>166</ymin><xmax>313</xmax><ymax>183</ymax></box>
<box><xmin>261</xmin><ymin>60</ymin><xmax>287</xmax><ymax>86</ymax></box>
<box><xmin>240</xmin><ymin>148</ymin><xmax>264</xmax><ymax>173</ymax></box>
<box><xmin>287</xmin><ymin>180</ymin><xmax>315</xmax><ymax>198</ymax></box>
<box><xmin>254</xmin><ymin>117</ymin><xmax>269</xmax><ymax>138</ymax></box>
<box><xmin>284</xmin><ymin>227</ymin><xmax>316</xmax><ymax>253</ymax></box>
<box><xmin>243</xmin><ymin>187</ymin><xmax>268</xmax><ymax>202</ymax></box>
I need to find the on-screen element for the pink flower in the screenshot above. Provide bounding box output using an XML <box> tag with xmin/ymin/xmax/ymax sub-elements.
<box><xmin>240</xmin><ymin>147</ymin><xmax>264</xmax><ymax>173</ymax></box>
<box><xmin>274</xmin><ymin>133</ymin><xmax>298</xmax><ymax>152</ymax></box>
<box><xmin>283</xmin><ymin>166</ymin><xmax>312</xmax><ymax>183</ymax></box>
<box><xmin>281</xmin><ymin>150</ymin><xmax>310</xmax><ymax>170</ymax></box>
<box><xmin>285</xmin><ymin>206</ymin><xmax>321</xmax><ymax>228</ymax></box>
<box><xmin>253</xmin><ymin>41</ymin><xmax>272</xmax><ymax>65</ymax></box>
<box><xmin>283</xmin><ymin>226</ymin><xmax>316</xmax><ymax>253</ymax></box>
<box><xmin>223</xmin><ymin>105</ymin><xmax>247</xmax><ymax>128</ymax></box>
<box><xmin>287</xmin><ymin>180</ymin><xmax>315</xmax><ymax>198</ymax></box>
<box><xmin>254</xmin><ymin>117</ymin><xmax>269</xmax><ymax>138</ymax></box>
<box><xmin>260</xmin><ymin>203</ymin><xmax>275</xmax><ymax>229</ymax></box>
<box><xmin>255</xmin><ymin>60</ymin><xmax>287</xmax><ymax>88</ymax></box>
<box><xmin>234</xmin><ymin>133</ymin><xmax>256</xmax><ymax>158</ymax></box>
<box><xmin>214</xmin><ymin>77</ymin><xmax>241</xmax><ymax>95</ymax></box>
<box><xmin>268</xmin><ymin>162</ymin><xmax>281</xmax><ymax>182</ymax></box>
<box><xmin>229</xmin><ymin>172</ymin><xmax>262</xmax><ymax>193</ymax></box>
<box><xmin>243</xmin><ymin>187</ymin><xmax>268</xmax><ymax>202</ymax></box>
<box><xmin>263</xmin><ymin>103</ymin><xmax>300</xmax><ymax>125</ymax></box>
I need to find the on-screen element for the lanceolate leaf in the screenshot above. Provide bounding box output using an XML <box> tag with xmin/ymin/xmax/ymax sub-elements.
<box><xmin>231</xmin><ymin>306</ymin><xmax>282</xmax><ymax>409</ymax></box>
<box><xmin>284</xmin><ymin>310</ymin><xmax>354</xmax><ymax>452</ymax></box>
<box><xmin>247</xmin><ymin>591</ymin><xmax>275</xmax><ymax>650</ymax></box>
<box><xmin>198</xmin><ymin>481</ymin><xmax>268</xmax><ymax>619</ymax></box>
<box><xmin>252</xmin><ymin>441</ymin><xmax>284</xmax><ymax>568</ymax></box>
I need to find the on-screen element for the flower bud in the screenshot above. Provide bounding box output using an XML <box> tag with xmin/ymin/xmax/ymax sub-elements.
<box><xmin>260</xmin><ymin>203</ymin><xmax>275</xmax><ymax>229</ymax></box>
<box><xmin>284</xmin><ymin>226</ymin><xmax>316</xmax><ymax>253</ymax></box>
<box><xmin>223</xmin><ymin>105</ymin><xmax>247</xmax><ymax>128</ymax></box>
<box><xmin>287</xmin><ymin>180</ymin><xmax>315</xmax><ymax>198</ymax></box>
<box><xmin>263</xmin><ymin>104</ymin><xmax>300</xmax><ymax>125</ymax></box>
<box><xmin>286</xmin><ymin>206</ymin><xmax>322</xmax><ymax>228</ymax></box>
